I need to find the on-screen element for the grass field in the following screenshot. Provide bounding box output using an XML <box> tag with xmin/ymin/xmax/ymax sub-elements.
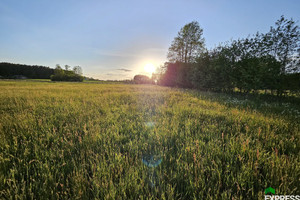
<box><xmin>0</xmin><ymin>80</ymin><xmax>299</xmax><ymax>199</ymax></box>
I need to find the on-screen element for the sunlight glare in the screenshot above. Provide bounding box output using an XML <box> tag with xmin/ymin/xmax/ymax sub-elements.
<box><xmin>144</xmin><ymin>63</ymin><xmax>155</xmax><ymax>74</ymax></box>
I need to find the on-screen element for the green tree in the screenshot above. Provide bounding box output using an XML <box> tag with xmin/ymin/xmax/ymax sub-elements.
<box><xmin>192</xmin><ymin>46</ymin><xmax>236</xmax><ymax>92</ymax></box>
<box><xmin>64</xmin><ymin>65</ymin><xmax>71</xmax><ymax>71</ymax></box>
<box><xmin>133</xmin><ymin>75</ymin><xmax>153</xmax><ymax>84</ymax></box>
<box><xmin>263</xmin><ymin>15</ymin><xmax>300</xmax><ymax>73</ymax></box>
<box><xmin>51</xmin><ymin>64</ymin><xmax>83</xmax><ymax>82</ymax></box>
<box><xmin>167</xmin><ymin>21</ymin><xmax>205</xmax><ymax>63</ymax></box>
<box><xmin>73</xmin><ymin>66</ymin><xmax>83</xmax><ymax>75</ymax></box>
<box><xmin>54</xmin><ymin>64</ymin><xmax>64</xmax><ymax>76</ymax></box>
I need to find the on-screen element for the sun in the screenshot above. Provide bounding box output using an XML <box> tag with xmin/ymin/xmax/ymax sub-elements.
<box><xmin>144</xmin><ymin>63</ymin><xmax>156</xmax><ymax>74</ymax></box>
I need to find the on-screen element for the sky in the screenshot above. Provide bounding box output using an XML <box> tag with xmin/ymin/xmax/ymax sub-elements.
<box><xmin>0</xmin><ymin>0</ymin><xmax>299</xmax><ymax>80</ymax></box>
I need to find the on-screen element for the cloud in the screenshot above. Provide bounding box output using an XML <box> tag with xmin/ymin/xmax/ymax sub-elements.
<box><xmin>117</xmin><ymin>68</ymin><xmax>132</xmax><ymax>72</ymax></box>
<box><xmin>106</xmin><ymin>73</ymin><xmax>123</xmax><ymax>76</ymax></box>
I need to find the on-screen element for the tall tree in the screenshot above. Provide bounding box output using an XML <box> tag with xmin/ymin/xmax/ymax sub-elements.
<box><xmin>167</xmin><ymin>21</ymin><xmax>205</xmax><ymax>63</ymax></box>
<box><xmin>263</xmin><ymin>16</ymin><xmax>300</xmax><ymax>73</ymax></box>
<box><xmin>65</xmin><ymin>65</ymin><xmax>71</xmax><ymax>71</ymax></box>
<box><xmin>73</xmin><ymin>66</ymin><xmax>83</xmax><ymax>75</ymax></box>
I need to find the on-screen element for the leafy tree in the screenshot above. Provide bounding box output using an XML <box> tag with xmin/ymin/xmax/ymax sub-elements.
<box><xmin>133</xmin><ymin>75</ymin><xmax>153</xmax><ymax>84</ymax></box>
<box><xmin>64</xmin><ymin>65</ymin><xmax>71</xmax><ymax>71</ymax></box>
<box><xmin>160</xmin><ymin>16</ymin><xmax>300</xmax><ymax>93</ymax></box>
<box><xmin>51</xmin><ymin>64</ymin><xmax>83</xmax><ymax>82</ymax></box>
<box><xmin>73</xmin><ymin>66</ymin><xmax>83</xmax><ymax>75</ymax></box>
<box><xmin>54</xmin><ymin>64</ymin><xmax>64</xmax><ymax>74</ymax></box>
<box><xmin>167</xmin><ymin>21</ymin><xmax>205</xmax><ymax>63</ymax></box>
<box><xmin>262</xmin><ymin>15</ymin><xmax>300</xmax><ymax>73</ymax></box>
<box><xmin>192</xmin><ymin>46</ymin><xmax>236</xmax><ymax>92</ymax></box>
<box><xmin>191</xmin><ymin>52</ymin><xmax>213</xmax><ymax>90</ymax></box>
<box><xmin>282</xmin><ymin>73</ymin><xmax>300</xmax><ymax>92</ymax></box>
<box><xmin>259</xmin><ymin>56</ymin><xmax>282</xmax><ymax>91</ymax></box>
<box><xmin>160</xmin><ymin>62</ymin><xmax>193</xmax><ymax>88</ymax></box>
<box><xmin>0</xmin><ymin>62</ymin><xmax>54</xmax><ymax>79</ymax></box>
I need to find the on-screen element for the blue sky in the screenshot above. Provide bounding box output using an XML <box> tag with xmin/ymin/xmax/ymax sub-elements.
<box><xmin>0</xmin><ymin>0</ymin><xmax>299</xmax><ymax>80</ymax></box>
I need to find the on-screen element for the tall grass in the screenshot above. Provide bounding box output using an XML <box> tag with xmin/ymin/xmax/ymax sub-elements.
<box><xmin>0</xmin><ymin>81</ymin><xmax>299</xmax><ymax>199</ymax></box>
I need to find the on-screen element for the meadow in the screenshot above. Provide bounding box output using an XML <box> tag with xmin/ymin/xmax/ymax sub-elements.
<box><xmin>0</xmin><ymin>80</ymin><xmax>299</xmax><ymax>199</ymax></box>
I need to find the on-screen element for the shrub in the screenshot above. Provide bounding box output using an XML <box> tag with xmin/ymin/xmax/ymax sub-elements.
<box><xmin>133</xmin><ymin>75</ymin><xmax>153</xmax><ymax>84</ymax></box>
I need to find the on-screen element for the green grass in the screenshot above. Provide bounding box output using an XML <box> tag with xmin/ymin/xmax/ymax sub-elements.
<box><xmin>0</xmin><ymin>80</ymin><xmax>299</xmax><ymax>199</ymax></box>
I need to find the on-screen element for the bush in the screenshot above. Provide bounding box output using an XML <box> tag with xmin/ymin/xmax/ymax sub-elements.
<box><xmin>50</xmin><ymin>74</ymin><xmax>83</xmax><ymax>82</ymax></box>
<box><xmin>133</xmin><ymin>75</ymin><xmax>153</xmax><ymax>84</ymax></box>
<box><xmin>160</xmin><ymin>62</ymin><xmax>193</xmax><ymax>88</ymax></box>
<box><xmin>50</xmin><ymin>65</ymin><xmax>84</xmax><ymax>82</ymax></box>
<box><xmin>282</xmin><ymin>73</ymin><xmax>300</xmax><ymax>92</ymax></box>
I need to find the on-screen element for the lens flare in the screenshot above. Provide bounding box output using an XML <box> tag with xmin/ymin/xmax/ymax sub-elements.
<box><xmin>145</xmin><ymin>121</ymin><xmax>155</xmax><ymax>128</ymax></box>
<box><xmin>142</xmin><ymin>155</ymin><xmax>162</xmax><ymax>168</ymax></box>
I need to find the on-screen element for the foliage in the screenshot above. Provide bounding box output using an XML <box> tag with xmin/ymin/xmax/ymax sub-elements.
<box><xmin>0</xmin><ymin>62</ymin><xmax>54</xmax><ymax>79</ymax></box>
<box><xmin>167</xmin><ymin>21</ymin><xmax>205</xmax><ymax>63</ymax></box>
<box><xmin>161</xmin><ymin>16</ymin><xmax>300</xmax><ymax>94</ymax></box>
<box><xmin>262</xmin><ymin>15</ymin><xmax>300</xmax><ymax>73</ymax></box>
<box><xmin>192</xmin><ymin>47</ymin><xmax>235</xmax><ymax>92</ymax></box>
<box><xmin>73</xmin><ymin>66</ymin><xmax>83</xmax><ymax>76</ymax></box>
<box><xmin>159</xmin><ymin>62</ymin><xmax>193</xmax><ymax>88</ymax></box>
<box><xmin>0</xmin><ymin>81</ymin><xmax>299</xmax><ymax>199</ymax></box>
<box><xmin>50</xmin><ymin>65</ymin><xmax>84</xmax><ymax>82</ymax></box>
<box><xmin>133</xmin><ymin>75</ymin><xmax>153</xmax><ymax>84</ymax></box>
<box><xmin>281</xmin><ymin>73</ymin><xmax>300</xmax><ymax>92</ymax></box>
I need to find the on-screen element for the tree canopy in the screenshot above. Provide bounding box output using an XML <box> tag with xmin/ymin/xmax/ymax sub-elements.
<box><xmin>159</xmin><ymin>16</ymin><xmax>300</xmax><ymax>94</ymax></box>
<box><xmin>167</xmin><ymin>21</ymin><xmax>205</xmax><ymax>63</ymax></box>
<box><xmin>50</xmin><ymin>65</ymin><xmax>84</xmax><ymax>82</ymax></box>
<box><xmin>0</xmin><ymin>62</ymin><xmax>54</xmax><ymax>79</ymax></box>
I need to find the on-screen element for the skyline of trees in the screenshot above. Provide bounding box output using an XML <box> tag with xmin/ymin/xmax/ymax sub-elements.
<box><xmin>50</xmin><ymin>65</ymin><xmax>84</xmax><ymax>82</ymax></box>
<box><xmin>159</xmin><ymin>15</ymin><xmax>300</xmax><ymax>94</ymax></box>
<box><xmin>1</xmin><ymin>15</ymin><xmax>299</xmax><ymax>92</ymax></box>
<box><xmin>0</xmin><ymin>63</ymin><xmax>84</xmax><ymax>82</ymax></box>
<box><xmin>0</xmin><ymin>62</ymin><xmax>54</xmax><ymax>79</ymax></box>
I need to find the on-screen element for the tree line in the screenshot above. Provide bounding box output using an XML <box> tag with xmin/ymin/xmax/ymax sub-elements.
<box><xmin>0</xmin><ymin>62</ymin><xmax>54</xmax><ymax>79</ymax></box>
<box><xmin>50</xmin><ymin>65</ymin><xmax>83</xmax><ymax>82</ymax></box>
<box><xmin>0</xmin><ymin>62</ymin><xmax>84</xmax><ymax>82</ymax></box>
<box><xmin>158</xmin><ymin>16</ymin><xmax>300</xmax><ymax>94</ymax></box>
